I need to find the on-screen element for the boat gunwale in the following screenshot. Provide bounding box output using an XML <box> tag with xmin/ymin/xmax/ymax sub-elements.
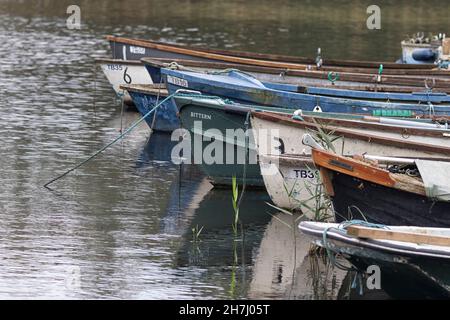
<box><xmin>141</xmin><ymin>57</ymin><xmax>450</xmax><ymax>77</ymax></box>
<box><xmin>120</xmin><ymin>84</ymin><xmax>168</xmax><ymax>96</ymax></box>
<box><xmin>95</xmin><ymin>58</ymin><xmax>142</xmax><ymax>65</ymax></box>
<box><xmin>311</xmin><ymin>148</ymin><xmax>429</xmax><ymax>195</ymax></box>
<box><xmin>299</xmin><ymin>221</ymin><xmax>450</xmax><ymax>259</ymax></box>
<box><xmin>298</xmin><ymin>115</ymin><xmax>450</xmax><ymax>136</ymax></box>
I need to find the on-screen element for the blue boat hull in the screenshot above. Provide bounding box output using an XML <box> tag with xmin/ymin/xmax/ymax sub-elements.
<box><xmin>128</xmin><ymin>90</ymin><xmax>180</xmax><ymax>132</ymax></box>
<box><xmin>142</xmin><ymin>60</ymin><xmax>450</xmax><ymax>104</ymax></box>
<box><xmin>161</xmin><ymin>69</ymin><xmax>450</xmax><ymax>117</ymax></box>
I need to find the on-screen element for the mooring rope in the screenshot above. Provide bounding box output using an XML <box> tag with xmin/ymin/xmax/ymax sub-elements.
<box><xmin>120</xmin><ymin>89</ymin><xmax>125</xmax><ymax>134</ymax></box>
<box><xmin>44</xmin><ymin>92</ymin><xmax>224</xmax><ymax>189</ymax></box>
<box><xmin>206</xmin><ymin>68</ymin><xmax>257</xmax><ymax>80</ymax></box>
<box><xmin>166</xmin><ymin>61</ymin><xmax>199</xmax><ymax>73</ymax></box>
<box><xmin>321</xmin><ymin>219</ymin><xmax>388</xmax><ymax>294</ymax></box>
<box><xmin>322</xmin><ymin>219</ymin><xmax>388</xmax><ymax>260</ymax></box>
<box><xmin>236</xmin><ymin>111</ymin><xmax>251</xmax><ymax>210</ymax></box>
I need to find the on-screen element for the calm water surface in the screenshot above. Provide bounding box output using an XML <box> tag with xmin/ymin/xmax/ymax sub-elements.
<box><xmin>0</xmin><ymin>0</ymin><xmax>448</xmax><ymax>299</ymax></box>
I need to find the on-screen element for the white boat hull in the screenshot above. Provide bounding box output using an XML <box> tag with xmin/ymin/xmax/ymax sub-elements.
<box><xmin>98</xmin><ymin>60</ymin><xmax>153</xmax><ymax>100</ymax></box>
<box><xmin>259</xmin><ymin>154</ymin><xmax>333</xmax><ymax>219</ymax></box>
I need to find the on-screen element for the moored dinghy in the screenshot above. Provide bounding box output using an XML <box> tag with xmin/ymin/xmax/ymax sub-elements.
<box><xmin>311</xmin><ymin>148</ymin><xmax>450</xmax><ymax>227</ymax></box>
<box><xmin>161</xmin><ymin>68</ymin><xmax>450</xmax><ymax>117</ymax></box>
<box><xmin>144</xmin><ymin>58</ymin><xmax>450</xmax><ymax>92</ymax></box>
<box><xmin>171</xmin><ymin>95</ymin><xmax>296</xmax><ymax>187</ymax></box>
<box><xmin>107</xmin><ymin>35</ymin><xmax>439</xmax><ymax>69</ymax></box>
<box><xmin>256</xmin><ymin>147</ymin><xmax>450</xmax><ymax>216</ymax></box>
<box><xmin>97</xmin><ymin>53</ymin><xmax>450</xmax><ymax>111</ymax></box>
<box><xmin>299</xmin><ymin>221</ymin><xmax>450</xmax><ymax>299</ymax></box>
<box><xmin>120</xmin><ymin>84</ymin><xmax>179</xmax><ymax>132</ymax></box>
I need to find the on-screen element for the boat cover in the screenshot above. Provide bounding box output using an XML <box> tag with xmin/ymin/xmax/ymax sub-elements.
<box><xmin>416</xmin><ymin>160</ymin><xmax>450</xmax><ymax>201</ymax></box>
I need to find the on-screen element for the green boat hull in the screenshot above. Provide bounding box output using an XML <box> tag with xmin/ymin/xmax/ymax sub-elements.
<box><xmin>174</xmin><ymin>97</ymin><xmax>297</xmax><ymax>188</ymax></box>
<box><xmin>175</xmin><ymin>98</ymin><xmax>261</xmax><ymax>187</ymax></box>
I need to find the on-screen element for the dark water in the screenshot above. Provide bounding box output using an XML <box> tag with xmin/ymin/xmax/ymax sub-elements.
<box><xmin>0</xmin><ymin>0</ymin><xmax>446</xmax><ymax>299</ymax></box>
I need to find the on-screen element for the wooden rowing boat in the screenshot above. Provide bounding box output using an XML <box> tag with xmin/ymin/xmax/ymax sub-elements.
<box><xmin>258</xmin><ymin>153</ymin><xmax>333</xmax><ymax>218</ymax></box>
<box><xmin>143</xmin><ymin>58</ymin><xmax>450</xmax><ymax>93</ymax></box>
<box><xmin>107</xmin><ymin>35</ymin><xmax>437</xmax><ymax>70</ymax></box>
<box><xmin>172</xmin><ymin>96</ymin><xmax>290</xmax><ymax>187</ymax></box>
<box><xmin>299</xmin><ymin>221</ymin><xmax>450</xmax><ymax>299</ymax></box>
<box><xmin>141</xmin><ymin>57</ymin><xmax>450</xmax><ymax>78</ymax></box>
<box><xmin>161</xmin><ymin>68</ymin><xmax>450</xmax><ymax>116</ymax></box>
<box><xmin>312</xmin><ymin>149</ymin><xmax>450</xmax><ymax>227</ymax></box>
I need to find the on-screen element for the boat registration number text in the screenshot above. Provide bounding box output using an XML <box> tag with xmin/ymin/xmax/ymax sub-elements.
<box><xmin>106</xmin><ymin>64</ymin><xmax>123</xmax><ymax>71</ymax></box>
<box><xmin>167</xmin><ymin>75</ymin><xmax>189</xmax><ymax>88</ymax></box>
<box><xmin>129</xmin><ymin>46</ymin><xmax>146</xmax><ymax>54</ymax></box>
<box><xmin>292</xmin><ymin>169</ymin><xmax>317</xmax><ymax>179</ymax></box>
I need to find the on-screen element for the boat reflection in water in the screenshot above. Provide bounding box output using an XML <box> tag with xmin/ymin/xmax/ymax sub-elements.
<box><xmin>134</xmin><ymin>131</ymin><xmax>213</xmax><ymax>236</ymax></box>
<box><xmin>248</xmin><ymin>213</ymin><xmax>345</xmax><ymax>299</ymax></box>
<box><xmin>172</xmin><ymin>189</ymin><xmax>274</xmax><ymax>298</ymax></box>
<box><xmin>249</xmin><ymin>213</ymin><xmax>392</xmax><ymax>299</ymax></box>
<box><xmin>132</xmin><ymin>131</ymin><xmax>392</xmax><ymax>299</ymax></box>
<box><xmin>134</xmin><ymin>131</ymin><xmax>179</xmax><ymax>167</ymax></box>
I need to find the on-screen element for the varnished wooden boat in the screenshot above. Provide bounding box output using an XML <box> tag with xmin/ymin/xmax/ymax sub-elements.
<box><xmin>299</xmin><ymin>221</ymin><xmax>450</xmax><ymax>299</ymax></box>
<box><xmin>312</xmin><ymin>149</ymin><xmax>450</xmax><ymax>227</ymax></box>
<box><xmin>107</xmin><ymin>35</ymin><xmax>438</xmax><ymax>70</ymax></box>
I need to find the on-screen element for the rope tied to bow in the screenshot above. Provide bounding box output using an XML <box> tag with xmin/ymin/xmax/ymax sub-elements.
<box><xmin>44</xmin><ymin>92</ymin><xmax>226</xmax><ymax>189</ymax></box>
